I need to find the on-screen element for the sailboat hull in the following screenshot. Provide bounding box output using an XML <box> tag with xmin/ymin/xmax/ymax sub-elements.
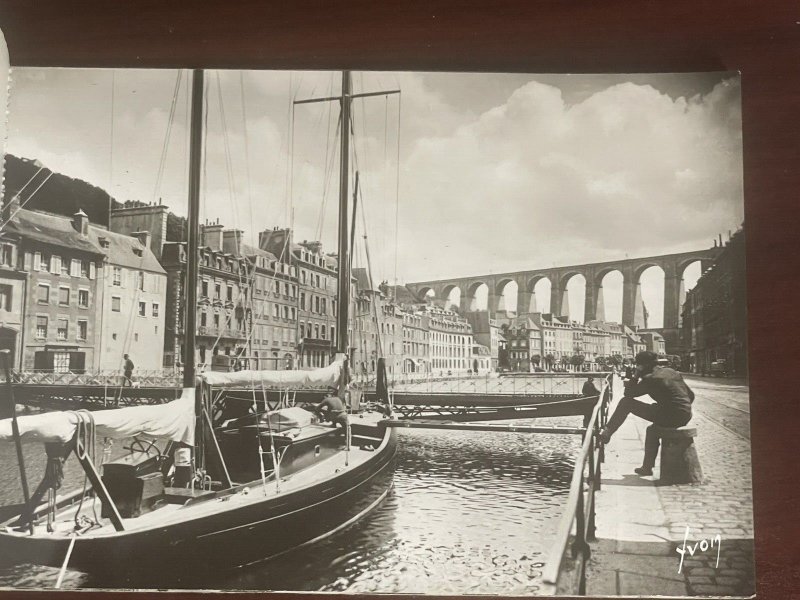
<box><xmin>0</xmin><ymin>426</ymin><xmax>397</xmax><ymax>585</ymax></box>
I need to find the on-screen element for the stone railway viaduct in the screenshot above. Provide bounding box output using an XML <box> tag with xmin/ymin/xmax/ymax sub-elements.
<box><xmin>405</xmin><ymin>248</ymin><xmax>720</xmax><ymax>331</ymax></box>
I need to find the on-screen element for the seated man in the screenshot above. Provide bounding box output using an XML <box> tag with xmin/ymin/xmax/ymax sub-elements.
<box><xmin>314</xmin><ymin>393</ymin><xmax>349</xmax><ymax>434</ymax></box>
<box><xmin>599</xmin><ymin>351</ymin><xmax>694</xmax><ymax>476</ymax></box>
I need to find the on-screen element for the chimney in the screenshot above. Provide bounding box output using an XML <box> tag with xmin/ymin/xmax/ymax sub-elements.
<box><xmin>201</xmin><ymin>223</ymin><xmax>224</xmax><ymax>251</ymax></box>
<box><xmin>222</xmin><ymin>229</ymin><xmax>243</xmax><ymax>256</ymax></box>
<box><xmin>72</xmin><ymin>209</ymin><xmax>89</xmax><ymax>236</ymax></box>
<box><xmin>259</xmin><ymin>227</ymin><xmax>292</xmax><ymax>258</ymax></box>
<box><xmin>132</xmin><ymin>230</ymin><xmax>151</xmax><ymax>250</ymax></box>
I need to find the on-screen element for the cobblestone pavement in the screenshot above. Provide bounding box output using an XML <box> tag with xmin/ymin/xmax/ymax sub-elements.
<box><xmin>685</xmin><ymin>375</ymin><xmax>751</xmax><ymax>441</ymax></box>
<box><xmin>588</xmin><ymin>376</ymin><xmax>755</xmax><ymax>597</ymax></box>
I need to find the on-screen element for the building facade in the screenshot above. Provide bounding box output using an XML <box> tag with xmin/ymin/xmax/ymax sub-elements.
<box><xmin>401</xmin><ymin>309</ymin><xmax>429</xmax><ymax>374</ymax></box>
<box><xmin>680</xmin><ymin>229</ymin><xmax>746</xmax><ymax>376</ymax></box>
<box><xmin>424</xmin><ymin>306</ymin><xmax>473</xmax><ymax>375</ymax></box>
<box><xmin>9</xmin><ymin>209</ymin><xmax>105</xmax><ymax>372</ymax></box>
<box><xmin>260</xmin><ymin>229</ymin><xmax>338</xmax><ymax>369</ymax></box>
<box><xmin>464</xmin><ymin>311</ymin><xmax>500</xmax><ymax>370</ymax></box>
<box><xmin>94</xmin><ymin>229</ymin><xmax>166</xmax><ymax>371</ymax></box>
<box><xmin>0</xmin><ymin>226</ymin><xmax>25</xmax><ymax>369</ymax></box>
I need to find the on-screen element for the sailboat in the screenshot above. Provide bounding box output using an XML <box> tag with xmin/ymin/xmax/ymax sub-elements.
<box><xmin>0</xmin><ymin>69</ymin><xmax>397</xmax><ymax>583</ymax></box>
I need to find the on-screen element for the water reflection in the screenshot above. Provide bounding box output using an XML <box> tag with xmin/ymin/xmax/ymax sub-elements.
<box><xmin>0</xmin><ymin>416</ymin><xmax>580</xmax><ymax>594</ymax></box>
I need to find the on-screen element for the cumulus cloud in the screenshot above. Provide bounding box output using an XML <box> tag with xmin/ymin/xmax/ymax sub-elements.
<box><xmin>6</xmin><ymin>69</ymin><xmax>742</xmax><ymax>326</ymax></box>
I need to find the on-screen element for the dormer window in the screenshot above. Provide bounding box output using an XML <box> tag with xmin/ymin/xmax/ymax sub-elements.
<box><xmin>133</xmin><ymin>247</ymin><xmax>143</xmax><ymax>256</ymax></box>
<box><xmin>98</xmin><ymin>237</ymin><xmax>110</xmax><ymax>248</ymax></box>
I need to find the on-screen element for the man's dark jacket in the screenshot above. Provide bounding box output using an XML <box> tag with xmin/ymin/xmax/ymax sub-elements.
<box><xmin>625</xmin><ymin>366</ymin><xmax>694</xmax><ymax>419</ymax></box>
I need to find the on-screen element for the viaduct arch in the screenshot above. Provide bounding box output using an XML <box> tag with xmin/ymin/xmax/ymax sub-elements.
<box><xmin>405</xmin><ymin>248</ymin><xmax>720</xmax><ymax>330</ymax></box>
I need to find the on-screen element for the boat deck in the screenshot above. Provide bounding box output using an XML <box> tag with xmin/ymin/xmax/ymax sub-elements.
<box><xmin>3</xmin><ymin>412</ymin><xmax>388</xmax><ymax>540</ymax></box>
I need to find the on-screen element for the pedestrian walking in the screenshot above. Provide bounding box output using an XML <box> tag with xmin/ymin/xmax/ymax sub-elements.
<box><xmin>123</xmin><ymin>354</ymin><xmax>135</xmax><ymax>387</ymax></box>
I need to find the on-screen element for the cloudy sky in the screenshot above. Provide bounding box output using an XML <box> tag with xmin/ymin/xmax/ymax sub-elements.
<box><xmin>6</xmin><ymin>68</ymin><xmax>743</xmax><ymax>326</ymax></box>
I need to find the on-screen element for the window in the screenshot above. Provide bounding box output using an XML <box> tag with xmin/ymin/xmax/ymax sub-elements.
<box><xmin>77</xmin><ymin>320</ymin><xmax>88</xmax><ymax>341</ymax></box>
<box><xmin>299</xmin><ymin>323</ymin><xmax>305</xmax><ymax>339</ymax></box>
<box><xmin>37</xmin><ymin>284</ymin><xmax>49</xmax><ymax>304</ymax></box>
<box><xmin>60</xmin><ymin>257</ymin><xmax>69</xmax><ymax>276</ymax></box>
<box><xmin>113</xmin><ymin>266</ymin><xmax>122</xmax><ymax>286</ymax></box>
<box><xmin>213</xmin><ymin>313</ymin><xmax>220</xmax><ymax>328</ymax></box>
<box><xmin>215</xmin><ymin>284</ymin><xmax>221</xmax><ymax>300</ymax></box>
<box><xmin>138</xmin><ymin>302</ymin><xmax>146</xmax><ymax>316</ymax></box>
<box><xmin>200</xmin><ymin>312</ymin><xmax>207</xmax><ymax>326</ymax></box>
<box><xmin>201</xmin><ymin>280</ymin><xmax>209</xmax><ymax>297</ymax></box>
<box><xmin>282</xmin><ymin>305</ymin><xmax>289</xmax><ymax>320</ymax></box>
<box><xmin>80</xmin><ymin>261</ymin><xmax>90</xmax><ymax>278</ymax></box>
<box><xmin>227</xmin><ymin>285</ymin><xmax>233</xmax><ymax>301</ymax></box>
<box><xmin>0</xmin><ymin>285</ymin><xmax>12</xmax><ymax>311</ymax></box>
<box><xmin>112</xmin><ymin>333</ymin><xmax>117</xmax><ymax>340</ymax></box>
<box><xmin>78</xmin><ymin>289</ymin><xmax>89</xmax><ymax>308</ymax></box>
<box><xmin>272</xmin><ymin>304</ymin><xmax>279</xmax><ymax>319</ymax></box>
<box><xmin>138</xmin><ymin>271</ymin><xmax>145</xmax><ymax>291</ymax></box>
<box><xmin>321</xmin><ymin>298</ymin><xmax>327</xmax><ymax>314</ymax></box>
<box><xmin>0</xmin><ymin>244</ymin><xmax>12</xmax><ymax>267</ymax></box>
<box><xmin>58</xmin><ymin>286</ymin><xmax>70</xmax><ymax>306</ymax></box>
<box><xmin>112</xmin><ymin>296</ymin><xmax>121</xmax><ymax>312</ymax></box>
<box><xmin>57</xmin><ymin>318</ymin><xmax>68</xmax><ymax>341</ymax></box>
<box><xmin>314</xmin><ymin>324</ymin><xmax>319</xmax><ymax>339</ymax></box>
<box><xmin>314</xmin><ymin>296</ymin><xmax>320</xmax><ymax>313</ymax></box>
<box><xmin>290</xmin><ymin>307</ymin><xmax>296</xmax><ymax>321</ymax></box>
<box><xmin>53</xmin><ymin>352</ymin><xmax>70</xmax><ymax>373</ymax></box>
<box><xmin>134</xmin><ymin>333</ymin><xmax>139</xmax><ymax>342</ymax></box>
<box><xmin>152</xmin><ymin>303</ymin><xmax>159</xmax><ymax>317</ymax></box>
<box><xmin>300</xmin><ymin>292</ymin><xmax>306</xmax><ymax>310</ymax></box>
<box><xmin>321</xmin><ymin>325</ymin><xmax>326</xmax><ymax>339</ymax></box>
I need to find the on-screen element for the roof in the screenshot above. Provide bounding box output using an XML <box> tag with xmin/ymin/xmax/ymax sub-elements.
<box><xmin>88</xmin><ymin>227</ymin><xmax>165</xmax><ymax>274</ymax></box>
<box><xmin>8</xmin><ymin>208</ymin><xmax>103</xmax><ymax>256</ymax></box>
<box><xmin>352</xmin><ymin>267</ymin><xmax>373</xmax><ymax>292</ymax></box>
<box><xmin>241</xmin><ymin>242</ymin><xmax>278</xmax><ymax>263</ymax></box>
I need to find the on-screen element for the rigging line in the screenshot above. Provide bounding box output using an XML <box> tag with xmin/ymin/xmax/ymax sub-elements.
<box><xmin>315</xmin><ymin>73</ymin><xmax>335</xmax><ymax>242</ymax></box>
<box><xmin>108</xmin><ymin>69</ymin><xmax>115</xmax><ymax>226</ymax></box>
<box><xmin>285</xmin><ymin>72</ymin><xmax>293</xmax><ymax>227</ymax></box>
<box><xmin>216</xmin><ymin>71</ymin><xmax>239</xmax><ymax>220</ymax></box>
<box><xmin>314</xmin><ymin>114</ymin><xmax>341</xmax><ymax>243</ymax></box>
<box><xmin>383</xmin><ymin>94</ymin><xmax>389</xmax><ymax>280</ymax></box>
<box><xmin>240</xmin><ymin>71</ymin><xmax>255</xmax><ymax>244</ymax></box>
<box><xmin>393</xmin><ymin>92</ymin><xmax>402</xmax><ymax>298</ymax></box>
<box><xmin>152</xmin><ymin>70</ymin><xmax>183</xmax><ymax>205</ymax></box>
<box><xmin>0</xmin><ymin>165</ymin><xmax>46</xmax><ymax>229</ymax></box>
<box><xmin>0</xmin><ymin>172</ymin><xmax>54</xmax><ymax>229</ymax></box>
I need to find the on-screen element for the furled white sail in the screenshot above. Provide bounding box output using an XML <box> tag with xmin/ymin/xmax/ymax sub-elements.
<box><xmin>0</xmin><ymin>388</ymin><xmax>196</xmax><ymax>445</ymax></box>
<box><xmin>200</xmin><ymin>360</ymin><xmax>343</xmax><ymax>389</ymax></box>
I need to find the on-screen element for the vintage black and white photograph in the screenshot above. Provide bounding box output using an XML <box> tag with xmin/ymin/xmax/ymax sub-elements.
<box><xmin>0</xmin><ymin>60</ymin><xmax>751</xmax><ymax>596</ymax></box>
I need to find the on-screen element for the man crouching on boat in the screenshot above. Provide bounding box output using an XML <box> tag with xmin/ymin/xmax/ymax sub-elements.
<box><xmin>313</xmin><ymin>393</ymin><xmax>349</xmax><ymax>434</ymax></box>
<box><xmin>599</xmin><ymin>351</ymin><xmax>694</xmax><ymax>476</ymax></box>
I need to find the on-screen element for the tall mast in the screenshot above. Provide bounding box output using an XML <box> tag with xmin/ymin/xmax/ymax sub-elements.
<box><xmin>336</xmin><ymin>70</ymin><xmax>351</xmax><ymax>358</ymax></box>
<box><xmin>184</xmin><ymin>69</ymin><xmax>204</xmax><ymax>388</ymax></box>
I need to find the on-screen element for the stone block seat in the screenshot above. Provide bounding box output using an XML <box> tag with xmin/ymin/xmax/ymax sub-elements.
<box><xmin>654</xmin><ymin>425</ymin><xmax>703</xmax><ymax>485</ymax></box>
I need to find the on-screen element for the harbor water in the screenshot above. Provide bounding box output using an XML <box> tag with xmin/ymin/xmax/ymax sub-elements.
<box><xmin>0</xmin><ymin>415</ymin><xmax>582</xmax><ymax>594</ymax></box>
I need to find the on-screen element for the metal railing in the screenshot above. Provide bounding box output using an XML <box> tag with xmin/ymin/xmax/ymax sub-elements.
<box><xmin>8</xmin><ymin>369</ymin><xmax>182</xmax><ymax>387</ymax></box>
<box><xmin>380</xmin><ymin>372</ymin><xmax>612</xmax><ymax>397</ymax></box>
<box><xmin>541</xmin><ymin>374</ymin><xmax>614</xmax><ymax>595</ymax></box>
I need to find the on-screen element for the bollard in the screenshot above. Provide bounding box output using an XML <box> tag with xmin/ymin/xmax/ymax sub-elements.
<box><xmin>655</xmin><ymin>426</ymin><xmax>703</xmax><ymax>485</ymax></box>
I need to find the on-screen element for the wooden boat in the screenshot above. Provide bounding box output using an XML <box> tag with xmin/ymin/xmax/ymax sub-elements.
<box><xmin>0</xmin><ymin>69</ymin><xmax>398</xmax><ymax>584</ymax></box>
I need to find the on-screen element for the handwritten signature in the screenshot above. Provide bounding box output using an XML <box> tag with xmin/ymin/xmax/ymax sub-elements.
<box><xmin>676</xmin><ymin>526</ymin><xmax>721</xmax><ymax>574</ymax></box>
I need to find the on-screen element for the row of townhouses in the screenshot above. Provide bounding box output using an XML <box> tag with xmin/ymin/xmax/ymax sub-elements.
<box><xmin>4</xmin><ymin>199</ymin><xmax>727</xmax><ymax>378</ymax></box>
<box><xmin>501</xmin><ymin>313</ymin><xmax>664</xmax><ymax>372</ymax></box>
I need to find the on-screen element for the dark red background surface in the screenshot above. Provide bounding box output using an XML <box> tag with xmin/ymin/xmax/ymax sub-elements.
<box><xmin>0</xmin><ymin>1</ymin><xmax>797</xmax><ymax>598</ymax></box>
